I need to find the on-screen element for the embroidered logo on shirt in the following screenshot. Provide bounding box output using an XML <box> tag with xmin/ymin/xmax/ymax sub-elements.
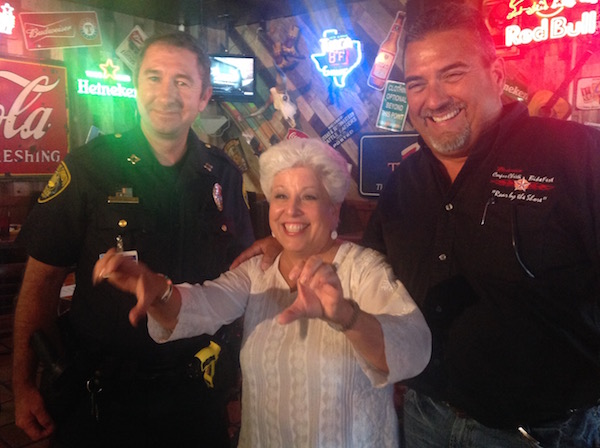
<box><xmin>513</xmin><ymin>177</ymin><xmax>530</xmax><ymax>192</ymax></box>
<box><xmin>489</xmin><ymin>167</ymin><xmax>555</xmax><ymax>204</ymax></box>
<box><xmin>38</xmin><ymin>162</ymin><xmax>71</xmax><ymax>203</ymax></box>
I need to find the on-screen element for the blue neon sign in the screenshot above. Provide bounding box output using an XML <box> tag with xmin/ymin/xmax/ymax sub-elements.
<box><xmin>311</xmin><ymin>29</ymin><xmax>362</xmax><ymax>88</ymax></box>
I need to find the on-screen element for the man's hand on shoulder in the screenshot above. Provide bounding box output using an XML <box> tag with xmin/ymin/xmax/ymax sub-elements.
<box><xmin>230</xmin><ymin>236</ymin><xmax>283</xmax><ymax>270</ymax></box>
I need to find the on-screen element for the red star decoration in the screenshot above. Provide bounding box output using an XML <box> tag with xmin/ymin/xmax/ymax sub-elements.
<box><xmin>514</xmin><ymin>177</ymin><xmax>530</xmax><ymax>192</ymax></box>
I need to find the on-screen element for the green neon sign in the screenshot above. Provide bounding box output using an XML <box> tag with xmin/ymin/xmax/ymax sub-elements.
<box><xmin>77</xmin><ymin>58</ymin><xmax>136</xmax><ymax>98</ymax></box>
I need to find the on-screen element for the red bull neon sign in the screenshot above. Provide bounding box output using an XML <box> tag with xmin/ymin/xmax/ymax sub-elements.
<box><xmin>503</xmin><ymin>0</ymin><xmax>598</xmax><ymax>46</ymax></box>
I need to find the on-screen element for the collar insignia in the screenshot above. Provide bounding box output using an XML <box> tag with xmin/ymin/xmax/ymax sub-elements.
<box><xmin>127</xmin><ymin>154</ymin><xmax>141</xmax><ymax>165</ymax></box>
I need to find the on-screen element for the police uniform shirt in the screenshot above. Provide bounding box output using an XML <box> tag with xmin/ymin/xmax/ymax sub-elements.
<box><xmin>20</xmin><ymin>126</ymin><xmax>254</xmax><ymax>369</ymax></box>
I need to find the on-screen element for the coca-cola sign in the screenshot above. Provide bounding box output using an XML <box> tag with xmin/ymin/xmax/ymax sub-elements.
<box><xmin>0</xmin><ymin>57</ymin><xmax>69</xmax><ymax>175</ymax></box>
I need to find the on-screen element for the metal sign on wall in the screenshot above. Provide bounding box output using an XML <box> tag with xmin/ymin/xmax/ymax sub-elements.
<box><xmin>359</xmin><ymin>133</ymin><xmax>419</xmax><ymax>197</ymax></box>
<box><xmin>376</xmin><ymin>80</ymin><xmax>409</xmax><ymax>133</ymax></box>
<box><xmin>19</xmin><ymin>11</ymin><xmax>102</xmax><ymax>50</ymax></box>
<box><xmin>576</xmin><ymin>76</ymin><xmax>600</xmax><ymax>110</ymax></box>
<box><xmin>320</xmin><ymin>108</ymin><xmax>360</xmax><ymax>149</ymax></box>
<box><xmin>116</xmin><ymin>25</ymin><xmax>147</xmax><ymax>71</ymax></box>
<box><xmin>0</xmin><ymin>57</ymin><xmax>69</xmax><ymax>176</ymax></box>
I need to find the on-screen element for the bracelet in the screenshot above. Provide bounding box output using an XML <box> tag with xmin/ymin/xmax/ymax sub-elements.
<box><xmin>328</xmin><ymin>299</ymin><xmax>361</xmax><ymax>332</ymax></box>
<box><xmin>158</xmin><ymin>274</ymin><xmax>173</xmax><ymax>304</ymax></box>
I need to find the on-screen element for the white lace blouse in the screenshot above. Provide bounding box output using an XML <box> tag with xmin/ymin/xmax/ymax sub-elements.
<box><xmin>148</xmin><ymin>242</ymin><xmax>431</xmax><ymax>448</ymax></box>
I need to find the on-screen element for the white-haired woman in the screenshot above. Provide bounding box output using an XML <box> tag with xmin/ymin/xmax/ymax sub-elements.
<box><xmin>93</xmin><ymin>138</ymin><xmax>431</xmax><ymax>447</ymax></box>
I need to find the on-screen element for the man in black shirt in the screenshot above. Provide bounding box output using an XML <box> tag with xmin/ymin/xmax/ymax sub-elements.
<box><xmin>362</xmin><ymin>4</ymin><xmax>600</xmax><ymax>447</ymax></box>
<box><xmin>13</xmin><ymin>32</ymin><xmax>254</xmax><ymax>447</ymax></box>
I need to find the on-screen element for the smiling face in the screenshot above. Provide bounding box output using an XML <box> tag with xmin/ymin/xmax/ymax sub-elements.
<box><xmin>136</xmin><ymin>43</ymin><xmax>212</xmax><ymax>143</ymax></box>
<box><xmin>269</xmin><ymin>166</ymin><xmax>340</xmax><ymax>262</ymax></box>
<box><xmin>404</xmin><ymin>29</ymin><xmax>505</xmax><ymax>159</ymax></box>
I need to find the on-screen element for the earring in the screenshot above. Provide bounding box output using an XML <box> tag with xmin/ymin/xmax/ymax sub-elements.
<box><xmin>330</xmin><ymin>230</ymin><xmax>338</xmax><ymax>240</ymax></box>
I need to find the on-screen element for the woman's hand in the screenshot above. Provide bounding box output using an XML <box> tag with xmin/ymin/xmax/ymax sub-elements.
<box><xmin>279</xmin><ymin>256</ymin><xmax>389</xmax><ymax>373</ymax></box>
<box><xmin>278</xmin><ymin>256</ymin><xmax>352</xmax><ymax>326</ymax></box>
<box><xmin>93</xmin><ymin>248</ymin><xmax>144</xmax><ymax>293</ymax></box>
<box><xmin>92</xmin><ymin>248</ymin><xmax>172</xmax><ymax>326</ymax></box>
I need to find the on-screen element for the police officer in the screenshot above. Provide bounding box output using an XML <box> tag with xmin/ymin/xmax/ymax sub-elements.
<box><xmin>13</xmin><ymin>31</ymin><xmax>254</xmax><ymax>447</ymax></box>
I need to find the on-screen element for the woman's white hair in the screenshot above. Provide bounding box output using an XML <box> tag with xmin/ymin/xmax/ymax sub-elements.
<box><xmin>259</xmin><ymin>138</ymin><xmax>351</xmax><ymax>205</ymax></box>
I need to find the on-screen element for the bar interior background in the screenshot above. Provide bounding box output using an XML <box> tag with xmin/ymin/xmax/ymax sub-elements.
<box><xmin>0</xmin><ymin>0</ymin><xmax>599</xmax><ymax>424</ymax></box>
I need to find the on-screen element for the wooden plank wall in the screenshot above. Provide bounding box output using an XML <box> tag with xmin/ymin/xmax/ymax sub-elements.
<box><xmin>201</xmin><ymin>0</ymin><xmax>410</xmax><ymax>200</ymax></box>
<box><xmin>1</xmin><ymin>0</ymin><xmax>600</xmax><ymax>203</ymax></box>
<box><xmin>202</xmin><ymin>0</ymin><xmax>600</xmax><ymax>199</ymax></box>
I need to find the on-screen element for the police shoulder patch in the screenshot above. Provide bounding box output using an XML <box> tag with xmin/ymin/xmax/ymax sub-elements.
<box><xmin>39</xmin><ymin>161</ymin><xmax>71</xmax><ymax>203</ymax></box>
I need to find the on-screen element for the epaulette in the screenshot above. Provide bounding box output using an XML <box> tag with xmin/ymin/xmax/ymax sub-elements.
<box><xmin>201</xmin><ymin>141</ymin><xmax>242</xmax><ymax>174</ymax></box>
<box><xmin>73</xmin><ymin>132</ymin><xmax>126</xmax><ymax>154</ymax></box>
<box><xmin>70</xmin><ymin>132</ymin><xmax>135</xmax><ymax>170</ymax></box>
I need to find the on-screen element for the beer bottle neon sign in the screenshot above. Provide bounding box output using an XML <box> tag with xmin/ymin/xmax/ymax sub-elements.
<box><xmin>311</xmin><ymin>29</ymin><xmax>362</xmax><ymax>88</ymax></box>
<box><xmin>77</xmin><ymin>58</ymin><xmax>136</xmax><ymax>98</ymax></box>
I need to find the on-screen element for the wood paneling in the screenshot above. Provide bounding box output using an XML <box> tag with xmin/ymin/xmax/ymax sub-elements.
<box><xmin>2</xmin><ymin>0</ymin><xmax>599</xmax><ymax>200</ymax></box>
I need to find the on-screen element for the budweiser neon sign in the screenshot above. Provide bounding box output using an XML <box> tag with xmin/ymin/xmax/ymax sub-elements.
<box><xmin>0</xmin><ymin>2</ymin><xmax>15</xmax><ymax>35</ymax></box>
<box><xmin>503</xmin><ymin>0</ymin><xmax>598</xmax><ymax>46</ymax></box>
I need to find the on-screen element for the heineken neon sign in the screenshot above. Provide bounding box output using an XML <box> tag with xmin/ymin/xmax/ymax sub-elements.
<box><xmin>311</xmin><ymin>29</ymin><xmax>362</xmax><ymax>88</ymax></box>
<box><xmin>77</xmin><ymin>58</ymin><xmax>136</xmax><ymax>98</ymax></box>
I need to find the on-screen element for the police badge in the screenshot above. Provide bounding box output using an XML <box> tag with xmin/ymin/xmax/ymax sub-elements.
<box><xmin>212</xmin><ymin>183</ymin><xmax>223</xmax><ymax>211</ymax></box>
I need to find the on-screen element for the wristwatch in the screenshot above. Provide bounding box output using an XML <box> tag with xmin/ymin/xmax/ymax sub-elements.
<box><xmin>327</xmin><ymin>299</ymin><xmax>361</xmax><ymax>332</ymax></box>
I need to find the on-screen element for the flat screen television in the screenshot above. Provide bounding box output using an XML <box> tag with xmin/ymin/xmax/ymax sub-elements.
<box><xmin>209</xmin><ymin>54</ymin><xmax>256</xmax><ymax>102</ymax></box>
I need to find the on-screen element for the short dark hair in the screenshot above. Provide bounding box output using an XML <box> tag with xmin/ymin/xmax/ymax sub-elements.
<box><xmin>405</xmin><ymin>3</ymin><xmax>497</xmax><ymax>66</ymax></box>
<box><xmin>134</xmin><ymin>31</ymin><xmax>212</xmax><ymax>94</ymax></box>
